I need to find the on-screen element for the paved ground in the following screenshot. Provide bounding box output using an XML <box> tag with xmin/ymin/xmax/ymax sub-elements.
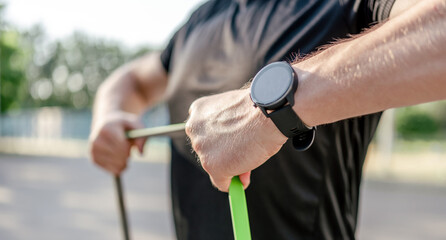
<box><xmin>0</xmin><ymin>154</ymin><xmax>446</xmax><ymax>240</ymax></box>
<box><xmin>0</xmin><ymin>154</ymin><xmax>174</xmax><ymax>240</ymax></box>
<box><xmin>358</xmin><ymin>180</ymin><xmax>446</xmax><ymax>240</ymax></box>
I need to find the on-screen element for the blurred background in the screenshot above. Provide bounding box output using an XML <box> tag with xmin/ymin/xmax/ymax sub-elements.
<box><xmin>0</xmin><ymin>0</ymin><xmax>445</xmax><ymax>239</ymax></box>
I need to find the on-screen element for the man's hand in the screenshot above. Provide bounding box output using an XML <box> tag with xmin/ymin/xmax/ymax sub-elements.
<box><xmin>186</xmin><ymin>89</ymin><xmax>287</xmax><ymax>192</ymax></box>
<box><xmin>89</xmin><ymin>52</ymin><xmax>167</xmax><ymax>176</ymax></box>
<box><xmin>89</xmin><ymin>112</ymin><xmax>146</xmax><ymax>175</ymax></box>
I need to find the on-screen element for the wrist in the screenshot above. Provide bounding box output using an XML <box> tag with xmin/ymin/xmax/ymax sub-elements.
<box><xmin>291</xmin><ymin>63</ymin><xmax>319</xmax><ymax>127</ymax></box>
<box><xmin>244</xmin><ymin>89</ymin><xmax>288</xmax><ymax>144</ymax></box>
<box><xmin>257</xmin><ymin>105</ymin><xmax>289</xmax><ymax>144</ymax></box>
<box><xmin>92</xmin><ymin>110</ymin><xmax>140</xmax><ymax>131</ymax></box>
<box><xmin>249</xmin><ymin>62</ymin><xmax>316</xmax><ymax>150</ymax></box>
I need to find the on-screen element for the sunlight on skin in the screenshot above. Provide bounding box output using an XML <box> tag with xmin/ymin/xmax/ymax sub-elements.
<box><xmin>294</xmin><ymin>0</ymin><xmax>446</xmax><ymax>127</ymax></box>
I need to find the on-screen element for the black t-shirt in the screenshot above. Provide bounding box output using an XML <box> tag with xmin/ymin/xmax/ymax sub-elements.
<box><xmin>160</xmin><ymin>0</ymin><xmax>395</xmax><ymax>239</ymax></box>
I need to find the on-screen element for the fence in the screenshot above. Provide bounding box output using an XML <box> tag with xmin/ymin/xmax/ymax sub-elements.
<box><xmin>0</xmin><ymin>105</ymin><xmax>170</xmax><ymax>157</ymax></box>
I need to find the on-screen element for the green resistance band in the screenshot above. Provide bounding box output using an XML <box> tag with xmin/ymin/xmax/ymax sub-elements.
<box><xmin>229</xmin><ymin>176</ymin><xmax>252</xmax><ymax>240</ymax></box>
<box><xmin>127</xmin><ymin>124</ymin><xmax>252</xmax><ymax>239</ymax></box>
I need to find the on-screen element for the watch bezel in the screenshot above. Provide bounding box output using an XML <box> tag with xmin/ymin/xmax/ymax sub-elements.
<box><xmin>250</xmin><ymin>62</ymin><xmax>297</xmax><ymax>110</ymax></box>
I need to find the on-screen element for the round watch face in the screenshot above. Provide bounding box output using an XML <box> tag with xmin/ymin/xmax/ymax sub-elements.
<box><xmin>250</xmin><ymin>62</ymin><xmax>294</xmax><ymax>108</ymax></box>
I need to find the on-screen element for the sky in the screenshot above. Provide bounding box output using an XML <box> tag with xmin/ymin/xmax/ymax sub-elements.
<box><xmin>3</xmin><ymin>0</ymin><xmax>206</xmax><ymax>48</ymax></box>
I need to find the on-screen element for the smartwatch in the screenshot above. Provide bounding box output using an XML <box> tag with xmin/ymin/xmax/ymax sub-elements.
<box><xmin>250</xmin><ymin>61</ymin><xmax>316</xmax><ymax>151</ymax></box>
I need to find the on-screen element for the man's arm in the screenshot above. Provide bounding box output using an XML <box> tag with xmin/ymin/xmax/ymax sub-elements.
<box><xmin>186</xmin><ymin>0</ymin><xmax>446</xmax><ymax>191</ymax></box>
<box><xmin>294</xmin><ymin>0</ymin><xmax>446</xmax><ymax>127</ymax></box>
<box><xmin>89</xmin><ymin>52</ymin><xmax>168</xmax><ymax>175</ymax></box>
<box><xmin>93</xmin><ymin>52</ymin><xmax>167</xmax><ymax>121</ymax></box>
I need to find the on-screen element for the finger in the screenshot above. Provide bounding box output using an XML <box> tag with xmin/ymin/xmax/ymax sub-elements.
<box><xmin>91</xmin><ymin>140</ymin><xmax>128</xmax><ymax>171</ymax></box>
<box><xmin>238</xmin><ymin>171</ymin><xmax>251</xmax><ymax>190</ymax></box>
<box><xmin>209</xmin><ymin>175</ymin><xmax>232</xmax><ymax>192</ymax></box>
<box><xmin>132</xmin><ymin>137</ymin><xmax>147</xmax><ymax>154</ymax></box>
<box><xmin>101</xmin><ymin>129</ymin><xmax>133</xmax><ymax>158</ymax></box>
<box><xmin>92</xmin><ymin>155</ymin><xmax>124</xmax><ymax>175</ymax></box>
<box><xmin>93</xmin><ymin>152</ymin><xmax>126</xmax><ymax>174</ymax></box>
<box><xmin>95</xmin><ymin>124</ymin><xmax>128</xmax><ymax>152</ymax></box>
<box><xmin>120</xmin><ymin>120</ymin><xmax>147</xmax><ymax>154</ymax></box>
<box><xmin>106</xmin><ymin>127</ymin><xmax>128</xmax><ymax>148</ymax></box>
<box><xmin>121</xmin><ymin>118</ymin><xmax>144</xmax><ymax>131</ymax></box>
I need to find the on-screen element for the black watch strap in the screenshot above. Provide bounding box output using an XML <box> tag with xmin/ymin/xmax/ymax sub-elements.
<box><xmin>268</xmin><ymin>105</ymin><xmax>316</xmax><ymax>151</ymax></box>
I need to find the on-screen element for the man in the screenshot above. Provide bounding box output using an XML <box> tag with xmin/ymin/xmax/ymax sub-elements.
<box><xmin>90</xmin><ymin>0</ymin><xmax>445</xmax><ymax>239</ymax></box>
<box><xmin>187</xmin><ymin>0</ymin><xmax>446</xmax><ymax>191</ymax></box>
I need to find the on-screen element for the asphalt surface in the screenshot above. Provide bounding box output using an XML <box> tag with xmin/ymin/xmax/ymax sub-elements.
<box><xmin>0</xmin><ymin>154</ymin><xmax>445</xmax><ymax>240</ymax></box>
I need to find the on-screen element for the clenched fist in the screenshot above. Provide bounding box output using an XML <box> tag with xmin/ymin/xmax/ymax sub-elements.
<box><xmin>89</xmin><ymin>112</ymin><xmax>146</xmax><ymax>175</ymax></box>
<box><xmin>186</xmin><ymin>89</ymin><xmax>287</xmax><ymax>192</ymax></box>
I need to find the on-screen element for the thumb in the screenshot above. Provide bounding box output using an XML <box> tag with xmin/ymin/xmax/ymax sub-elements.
<box><xmin>121</xmin><ymin>117</ymin><xmax>144</xmax><ymax>131</ymax></box>
<box><xmin>238</xmin><ymin>171</ymin><xmax>251</xmax><ymax>190</ymax></box>
<box><xmin>121</xmin><ymin>119</ymin><xmax>146</xmax><ymax>154</ymax></box>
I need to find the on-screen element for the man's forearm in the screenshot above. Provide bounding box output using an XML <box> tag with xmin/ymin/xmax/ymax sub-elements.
<box><xmin>92</xmin><ymin>52</ymin><xmax>168</xmax><ymax>127</ymax></box>
<box><xmin>293</xmin><ymin>0</ymin><xmax>446</xmax><ymax>126</ymax></box>
<box><xmin>89</xmin><ymin>53</ymin><xmax>167</xmax><ymax>174</ymax></box>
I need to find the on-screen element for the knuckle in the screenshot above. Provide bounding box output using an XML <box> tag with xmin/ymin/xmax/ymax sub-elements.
<box><xmin>200</xmin><ymin>156</ymin><xmax>212</xmax><ymax>173</ymax></box>
<box><xmin>117</xmin><ymin>161</ymin><xmax>127</xmax><ymax>172</ymax></box>
<box><xmin>188</xmin><ymin>101</ymin><xmax>197</xmax><ymax>115</ymax></box>
<box><xmin>201</xmin><ymin>162</ymin><xmax>210</xmax><ymax>174</ymax></box>
<box><xmin>216</xmin><ymin>185</ymin><xmax>226</xmax><ymax>192</ymax></box>
<box><xmin>98</xmin><ymin>125</ymin><xmax>113</xmax><ymax>139</ymax></box>
<box><xmin>185</xmin><ymin>121</ymin><xmax>193</xmax><ymax>136</ymax></box>
<box><xmin>189</xmin><ymin>97</ymin><xmax>206</xmax><ymax>115</ymax></box>
<box><xmin>90</xmin><ymin>141</ymin><xmax>101</xmax><ymax>160</ymax></box>
<box><xmin>90</xmin><ymin>155</ymin><xmax>103</xmax><ymax>167</ymax></box>
<box><xmin>90</xmin><ymin>155</ymin><xmax>100</xmax><ymax>165</ymax></box>
<box><xmin>209</xmin><ymin>176</ymin><xmax>227</xmax><ymax>192</ymax></box>
<box><xmin>191</xmin><ymin>139</ymin><xmax>204</xmax><ymax>153</ymax></box>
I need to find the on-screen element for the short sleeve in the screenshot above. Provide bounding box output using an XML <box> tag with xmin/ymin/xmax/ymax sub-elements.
<box><xmin>159</xmin><ymin>0</ymin><xmax>222</xmax><ymax>73</ymax></box>
<box><xmin>160</xmin><ymin>33</ymin><xmax>177</xmax><ymax>73</ymax></box>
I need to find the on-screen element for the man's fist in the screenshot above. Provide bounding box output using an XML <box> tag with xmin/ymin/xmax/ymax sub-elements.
<box><xmin>89</xmin><ymin>112</ymin><xmax>146</xmax><ymax>175</ymax></box>
<box><xmin>186</xmin><ymin>89</ymin><xmax>287</xmax><ymax>192</ymax></box>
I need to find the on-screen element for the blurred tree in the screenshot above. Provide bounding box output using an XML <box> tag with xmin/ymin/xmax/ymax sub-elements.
<box><xmin>0</xmin><ymin>4</ymin><xmax>29</xmax><ymax>113</ymax></box>
<box><xmin>22</xmin><ymin>29</ymin><xmax>152</xmax><ymax>109</ymax></box>
<box><xmin>2</xmin><ymin>2</ymin><xmax>152</xmax><ymax>112</ymax></box>
<box><xmin>396</xmin><ymin>106</ymin><xmax>440</xmax><ymax>140</ymax></box>
<box><xmin>428</xmin><ymin>101</ymin><xmax>446</xmax><ymax>131</ymax></box>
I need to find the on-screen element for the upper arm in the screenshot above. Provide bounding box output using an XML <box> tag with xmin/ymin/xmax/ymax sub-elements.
<box><xmin>389</xmin><ymin>0</ymin><xmax>423</xmax><ymax>18</ymax></box>
<box><xmin>127</xmin><ymin>52</ymin><xmax>168</xmax><ymax>104</ymax></box>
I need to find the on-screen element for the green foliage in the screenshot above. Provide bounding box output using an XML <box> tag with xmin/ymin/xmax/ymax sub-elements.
<box><xmin>1</xmin><ymin>4</ymin><xmax>152</xmax><ymax>112</ymax></box>
<box><xmin>1</xmin><ymin>5</ymin><xmax>27</xmax><ymax>112</ymax></box>
<box><xmin>19</xmin><ymin>28</ymin><xmax>152</xmax><ymax>109</ymax></box>
<box><xmin>1</xmin><ymin>31</ymin><xmax>27</xmax><ymax>112</ymax></box>
<box><xmin>396</xmin><ymin>107</ymin><xmax>440</xmax><ymax>139</ymax></box>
